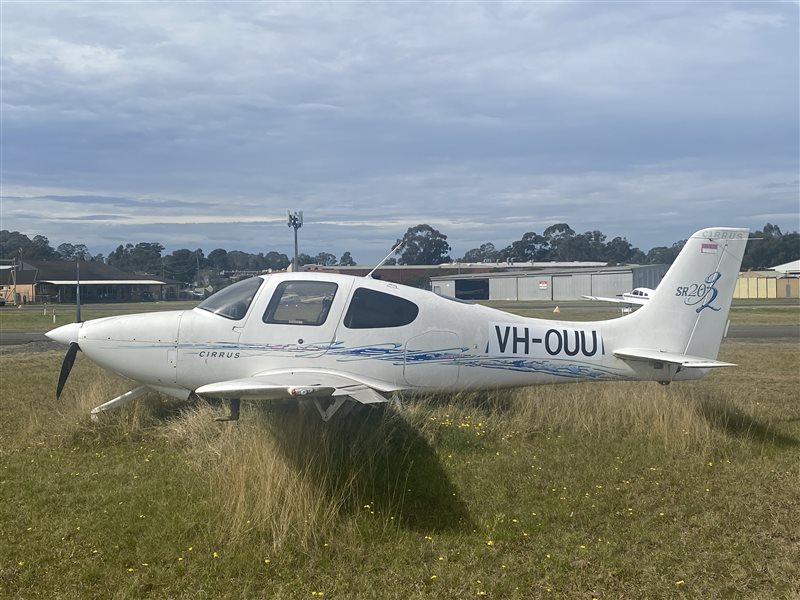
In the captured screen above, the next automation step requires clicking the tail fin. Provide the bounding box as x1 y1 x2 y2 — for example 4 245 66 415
624 227 749 360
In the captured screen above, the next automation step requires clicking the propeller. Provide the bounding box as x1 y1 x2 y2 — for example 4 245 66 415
56 341 80 399
52 258 83 399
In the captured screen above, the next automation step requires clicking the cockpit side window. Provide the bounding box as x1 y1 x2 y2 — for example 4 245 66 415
263 281 338 326
343 287 419 329
198 277 264 321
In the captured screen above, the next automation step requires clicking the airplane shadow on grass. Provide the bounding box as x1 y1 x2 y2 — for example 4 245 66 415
694 393 799 449
260 403 473 532
74 391 473 532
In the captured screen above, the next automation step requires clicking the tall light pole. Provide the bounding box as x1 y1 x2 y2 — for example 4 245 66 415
75 256 82 323
287 210 303 271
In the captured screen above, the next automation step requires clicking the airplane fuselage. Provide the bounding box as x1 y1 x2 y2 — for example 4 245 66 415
69 272 700 403
47 227 749 419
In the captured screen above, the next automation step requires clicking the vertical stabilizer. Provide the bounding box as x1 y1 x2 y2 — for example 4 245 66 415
623 227 749 360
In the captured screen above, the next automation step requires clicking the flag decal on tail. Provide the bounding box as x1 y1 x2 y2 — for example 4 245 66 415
701 242 719 254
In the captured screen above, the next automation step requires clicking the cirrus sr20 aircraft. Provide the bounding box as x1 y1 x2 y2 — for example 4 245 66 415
47 227 749 422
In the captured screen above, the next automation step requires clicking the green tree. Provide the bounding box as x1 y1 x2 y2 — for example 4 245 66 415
265 251 290 270
57 243 92 261
0 230 59 260
500 233 548 262
207 248 229 272
542 223 576 261
312 252 338 266
108 244 134 271
742 223 799 270
606 236 646 264
604 237 638 264
226 251 251 271
646 241 686 265
339 251 356 266
460 242 500 263
163 249 201 283
130 242 164 273
396 224 451 265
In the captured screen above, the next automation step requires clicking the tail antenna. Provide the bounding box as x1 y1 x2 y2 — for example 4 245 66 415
366 239 405 279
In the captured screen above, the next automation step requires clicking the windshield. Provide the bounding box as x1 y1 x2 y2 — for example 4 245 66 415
198 277 264 320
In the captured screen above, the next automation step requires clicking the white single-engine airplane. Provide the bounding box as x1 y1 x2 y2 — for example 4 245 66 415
583 287 654 306
47 227 749 422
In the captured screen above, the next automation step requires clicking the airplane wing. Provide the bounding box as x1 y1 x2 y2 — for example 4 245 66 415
582 295 648 305
613 348 736 368
194 370 398 404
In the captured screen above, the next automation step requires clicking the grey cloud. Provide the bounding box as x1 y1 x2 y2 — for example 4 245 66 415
2 2 797 262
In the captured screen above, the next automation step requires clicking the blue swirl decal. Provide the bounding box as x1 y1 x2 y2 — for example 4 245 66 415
676 271 722 313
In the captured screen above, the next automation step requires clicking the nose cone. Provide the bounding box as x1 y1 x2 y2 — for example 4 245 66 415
46 322 82 346
77 311 184 388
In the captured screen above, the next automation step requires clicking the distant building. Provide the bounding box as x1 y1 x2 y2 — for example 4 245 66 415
302 262 607 288
734 268 800 300
0 266 37 304
430 264 668 301
1 260 179 304
770 259 800 276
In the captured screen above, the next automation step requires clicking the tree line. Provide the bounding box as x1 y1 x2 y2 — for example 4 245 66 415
0 230 358 284
393 223 798 271
1 222 796 284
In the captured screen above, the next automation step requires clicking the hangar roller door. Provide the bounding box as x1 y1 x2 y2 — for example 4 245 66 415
591 272 633 298
553 274 592 300
489 277 518 301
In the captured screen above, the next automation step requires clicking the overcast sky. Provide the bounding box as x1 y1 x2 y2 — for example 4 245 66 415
2 1 798 263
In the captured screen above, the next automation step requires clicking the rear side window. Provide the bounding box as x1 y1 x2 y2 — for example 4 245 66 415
263 281 338 326
198 277 263 320
344 288 419 329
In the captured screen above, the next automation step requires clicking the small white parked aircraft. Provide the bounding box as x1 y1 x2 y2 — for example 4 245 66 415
583 287 654 306
47 227 749 422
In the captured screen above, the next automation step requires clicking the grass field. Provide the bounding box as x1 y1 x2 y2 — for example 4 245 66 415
1 305 799 598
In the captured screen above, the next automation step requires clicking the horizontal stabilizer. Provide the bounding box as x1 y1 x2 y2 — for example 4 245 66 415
613 348 736 369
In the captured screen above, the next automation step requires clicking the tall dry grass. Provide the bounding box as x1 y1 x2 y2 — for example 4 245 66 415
160 380 773 551
412 380 777 452
1 352 170 448
510 383 735 451
166 403 427 551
